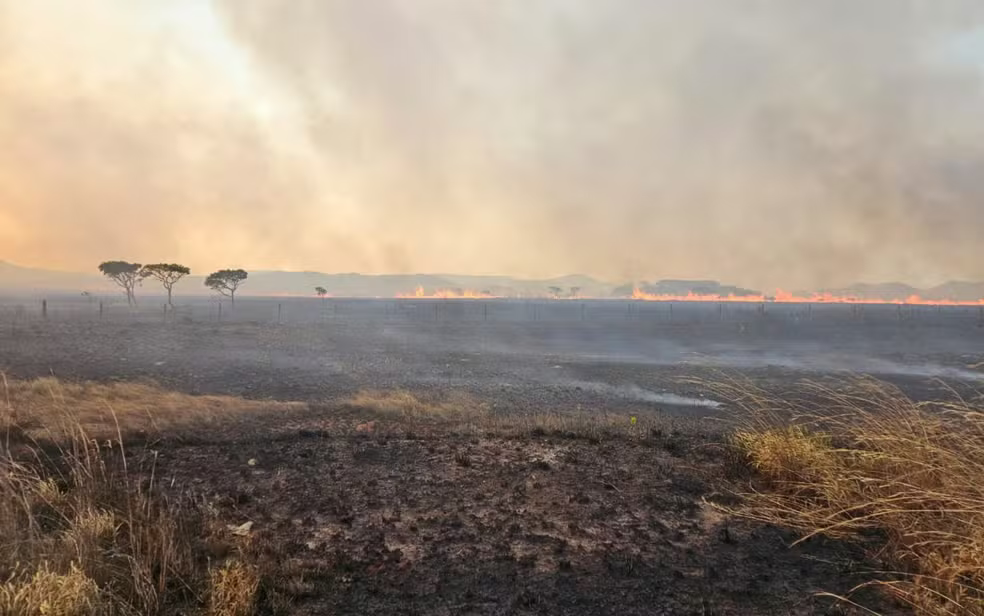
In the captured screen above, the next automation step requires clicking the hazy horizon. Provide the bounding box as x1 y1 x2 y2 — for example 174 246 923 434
3 1 984 289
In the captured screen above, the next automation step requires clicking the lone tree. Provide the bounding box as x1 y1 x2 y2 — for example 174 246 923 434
98 261 142 305
205 269 248 304
547 286 563 299
315 286 328 300
141 263 191 307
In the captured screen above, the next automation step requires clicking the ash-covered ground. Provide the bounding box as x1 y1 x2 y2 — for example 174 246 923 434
1 296 982 413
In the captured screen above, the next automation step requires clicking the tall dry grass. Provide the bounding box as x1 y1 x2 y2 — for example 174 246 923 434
1 374 301 443
721 377 984 615
0 374 265 615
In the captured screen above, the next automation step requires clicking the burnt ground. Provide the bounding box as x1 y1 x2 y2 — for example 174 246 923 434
2 298 982 613
1 297 983 409
150 406 898 616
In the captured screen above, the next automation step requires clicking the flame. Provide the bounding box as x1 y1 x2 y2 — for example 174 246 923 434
396 286 498 299
631 287 984 306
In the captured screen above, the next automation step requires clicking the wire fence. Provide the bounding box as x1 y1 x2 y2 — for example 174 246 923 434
1 295 982 329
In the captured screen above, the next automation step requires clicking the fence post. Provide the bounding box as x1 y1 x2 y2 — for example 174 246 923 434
41 299 47 320
278 303 282 324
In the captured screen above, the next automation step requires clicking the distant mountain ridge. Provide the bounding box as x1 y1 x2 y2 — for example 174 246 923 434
0 261 614 298
2 260 983 301
822 281 984 302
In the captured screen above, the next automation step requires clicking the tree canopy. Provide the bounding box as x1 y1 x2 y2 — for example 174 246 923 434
205 269 248 303
141 264 191 306
98 261 142 305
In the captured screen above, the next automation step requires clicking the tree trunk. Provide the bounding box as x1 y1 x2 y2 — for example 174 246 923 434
166 286 173 307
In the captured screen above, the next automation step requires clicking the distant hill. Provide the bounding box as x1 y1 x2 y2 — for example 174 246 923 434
611 280 762 297
0 261 614 298
820 282 922 300
925 281 984 301
820 281 984 301
2 260 982 301
0 260 112 295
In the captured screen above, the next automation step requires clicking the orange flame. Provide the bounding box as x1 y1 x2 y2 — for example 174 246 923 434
396 286 498 299
631 287 984 306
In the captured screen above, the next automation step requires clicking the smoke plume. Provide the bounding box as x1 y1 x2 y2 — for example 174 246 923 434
2 1 984 289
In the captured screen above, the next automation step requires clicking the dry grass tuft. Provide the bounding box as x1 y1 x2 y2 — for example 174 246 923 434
722 377 984 615
1 375 303 442
347 389 487 420
0 374 268 615
208 560 260 616
346 389 691 443
0 562 101 616
483 411 670 441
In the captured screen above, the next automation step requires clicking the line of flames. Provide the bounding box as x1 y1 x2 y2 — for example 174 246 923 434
395 286 499 299
391 285 984 306
630 288 984 306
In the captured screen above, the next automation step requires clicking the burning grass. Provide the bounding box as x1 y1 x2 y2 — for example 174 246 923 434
0 375 271 615
722 378 984 614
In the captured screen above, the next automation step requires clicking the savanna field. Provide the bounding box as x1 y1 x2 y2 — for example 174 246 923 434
6 2 984 614
1 298 983 614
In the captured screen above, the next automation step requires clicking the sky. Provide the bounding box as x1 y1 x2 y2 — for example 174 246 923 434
2 1 984 290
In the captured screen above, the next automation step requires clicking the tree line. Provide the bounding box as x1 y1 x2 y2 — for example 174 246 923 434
97 261 248 306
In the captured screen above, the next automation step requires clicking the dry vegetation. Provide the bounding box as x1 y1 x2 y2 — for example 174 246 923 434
723 378 984 615
0 375 276 615
345 387 690 442
1 374 302 442
8 373 981 614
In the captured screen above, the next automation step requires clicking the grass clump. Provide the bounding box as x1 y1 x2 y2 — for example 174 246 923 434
723 377 984 614
0 562 101 615
347 389 487 420
0 374 264 615
1 374 302 442
208 560 259 616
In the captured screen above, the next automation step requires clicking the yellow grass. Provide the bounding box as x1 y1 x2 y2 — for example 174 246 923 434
1 375 302 441
0 374 269 615
347 389 487 420
723 377 984 615
0 562 101 616
208 561 260 616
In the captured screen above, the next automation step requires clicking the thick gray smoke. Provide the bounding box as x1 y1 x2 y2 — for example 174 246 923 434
214 0 984 289
2 1 984 289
